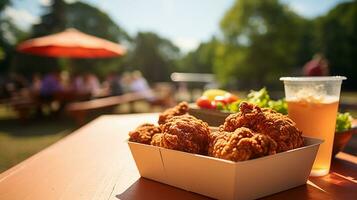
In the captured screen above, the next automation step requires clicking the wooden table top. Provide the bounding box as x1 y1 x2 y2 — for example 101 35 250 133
0 114 356 200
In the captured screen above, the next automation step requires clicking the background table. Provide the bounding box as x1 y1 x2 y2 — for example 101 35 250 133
0 114 356 200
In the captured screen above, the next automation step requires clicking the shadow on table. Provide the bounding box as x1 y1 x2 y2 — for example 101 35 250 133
262 183 331 200
116 177 212 200
310 156 357 198
117 156 357 200
116 178 333 200
332 155 357 178
266 156 357 200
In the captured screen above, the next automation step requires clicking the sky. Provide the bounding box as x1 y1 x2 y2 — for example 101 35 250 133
4 0 349 52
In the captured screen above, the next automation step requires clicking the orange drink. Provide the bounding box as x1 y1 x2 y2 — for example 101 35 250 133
280 76 346 177
287 99 338 176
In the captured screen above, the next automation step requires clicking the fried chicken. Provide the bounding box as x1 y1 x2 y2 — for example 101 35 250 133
129 101 303 162
158 102 189 125
129 123 162 144
221 102 304 152
151 114 210 154
208 127 277 161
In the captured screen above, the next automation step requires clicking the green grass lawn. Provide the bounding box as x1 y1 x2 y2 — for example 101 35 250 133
0 102 153 173
0 112 75 173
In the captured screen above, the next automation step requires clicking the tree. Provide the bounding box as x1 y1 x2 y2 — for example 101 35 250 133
215 0 309 89
0 0 28 73
0 0 10 11
0 18 27 69
32 0 66 37
125 32 180 83
11 0 130 78
315 1 357 90
64 1 130 77
11 0 67 76
177 38 218 73
65 2 129 43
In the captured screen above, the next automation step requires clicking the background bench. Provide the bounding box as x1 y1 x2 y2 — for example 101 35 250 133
66 91 151 125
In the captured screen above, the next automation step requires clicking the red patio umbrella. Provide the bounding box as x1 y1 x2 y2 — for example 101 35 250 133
16 28 126 58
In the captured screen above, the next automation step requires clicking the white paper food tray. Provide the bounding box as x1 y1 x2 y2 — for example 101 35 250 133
128 136 322 200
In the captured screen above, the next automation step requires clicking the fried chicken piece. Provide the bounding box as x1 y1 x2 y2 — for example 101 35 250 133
208 127 277 161
129 123 161 144
158 102 189 125
151 114 210 154
150 133 165 147
221 102 304 152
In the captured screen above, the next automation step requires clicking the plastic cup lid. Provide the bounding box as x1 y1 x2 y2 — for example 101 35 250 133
280 76 347 82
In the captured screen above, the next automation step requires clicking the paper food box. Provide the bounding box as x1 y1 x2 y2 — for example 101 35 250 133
128 136 322 200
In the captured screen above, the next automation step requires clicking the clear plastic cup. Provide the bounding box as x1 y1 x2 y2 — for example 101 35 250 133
280 76 346 177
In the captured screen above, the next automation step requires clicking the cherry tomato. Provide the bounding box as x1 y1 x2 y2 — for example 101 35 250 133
196 96 212 109
210 100 217 109
223 93 239 104
212 96 228 110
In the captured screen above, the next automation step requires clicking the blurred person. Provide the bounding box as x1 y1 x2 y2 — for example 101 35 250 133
130 71 149 92
120 71 132 93
31 73 42 96
60 71 71 89
105 72 123 96
5 73 28 97
31 73 43 116
40 71 63 102
130 70 155 101
83 73 101 97
303 54 329 76
72 73 85 93
11 73 28 90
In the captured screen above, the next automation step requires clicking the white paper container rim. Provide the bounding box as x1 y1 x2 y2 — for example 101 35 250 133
280 76 346 82
128 136 323 164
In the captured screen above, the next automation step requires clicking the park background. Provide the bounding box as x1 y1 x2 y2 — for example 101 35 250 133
0 0 356 172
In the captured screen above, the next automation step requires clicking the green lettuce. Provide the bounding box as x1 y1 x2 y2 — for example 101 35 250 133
335 112 353 132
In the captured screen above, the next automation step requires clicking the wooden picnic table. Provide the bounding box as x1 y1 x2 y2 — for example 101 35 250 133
0 114 356 200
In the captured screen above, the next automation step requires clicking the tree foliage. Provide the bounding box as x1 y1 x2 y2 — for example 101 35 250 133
0 0 10 12
215 0 309 88
32 0 66 37
177 38 217 73
315 1 357 89
65 2 129 43
0 17 26 58
181 0 355 90
125 32 180 82
0 0 27 72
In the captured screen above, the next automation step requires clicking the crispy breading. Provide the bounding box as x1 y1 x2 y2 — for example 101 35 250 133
208 127 277 161
221 102 304 152
129 123 161 144
152 114 210 154
158 102 189 125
